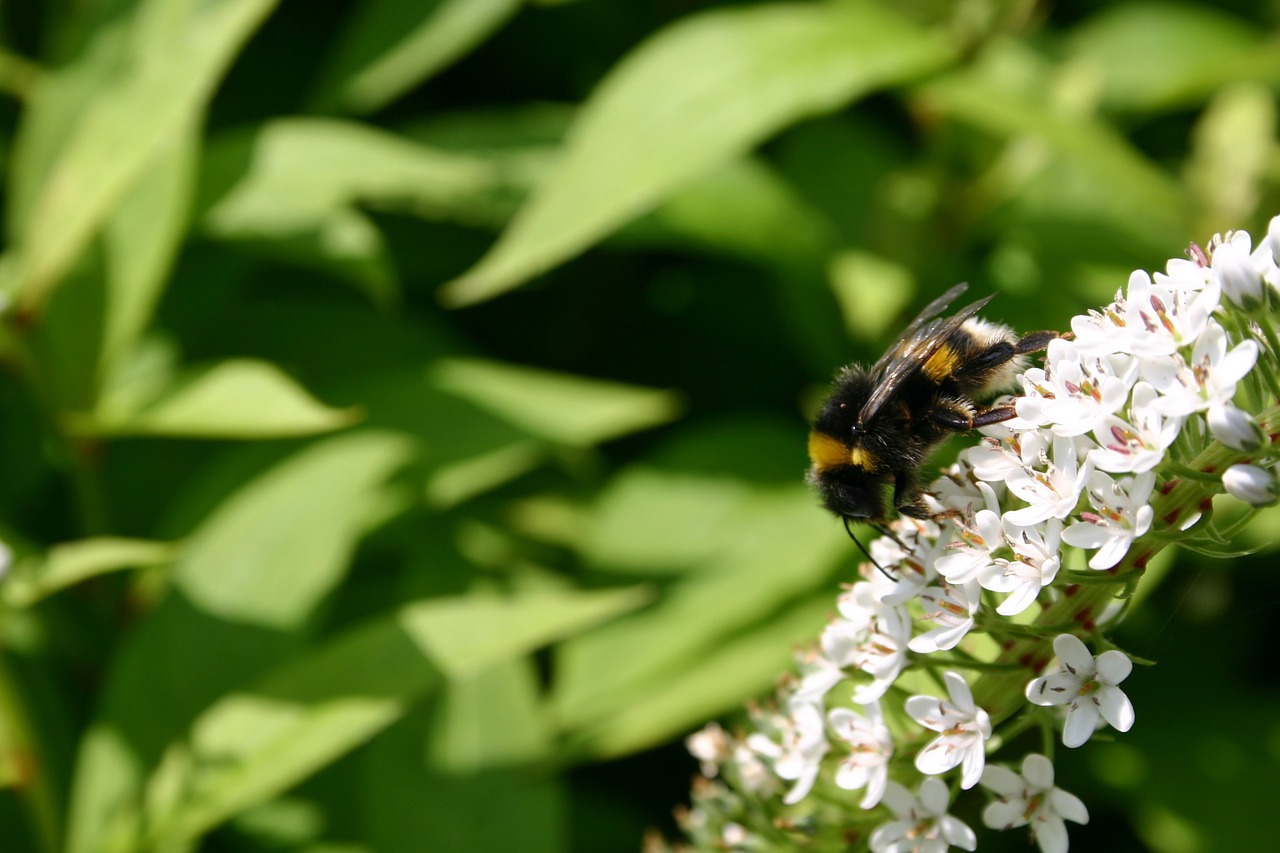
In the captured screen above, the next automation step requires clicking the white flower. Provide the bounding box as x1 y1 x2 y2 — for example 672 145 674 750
1015 341 1134 436
909 580 980 654
1207 403 1264 452
821 582 912 703
1214 230 1268 311
981 754 1089 853
1025 634 1135 748
906 671 992 789
1061 471 1155 570
1145 323 1258 416
1088 382 1181 474
1121 272 1217 358
1222 463 1279 507
983 517 1063 616
746 698 829 804
829 700 893 809
870 778 977 853
686 722 731 777
1005 435 1092 525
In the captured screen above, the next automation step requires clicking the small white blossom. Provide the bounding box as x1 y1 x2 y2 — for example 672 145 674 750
820 582 912 703
1145 323 1258 416
1088 382 1181 473
1222 463 1279 507
906 671 992 789
746 698 829 804
1004 436 1092 525
686 723 731 777
1025 634 1135 748
829 700 893 809
981 754 1089 853
983 517 1063 616
870 778 977 853
1214 230 1268 311
909 580 980 654
1061 471 1155 570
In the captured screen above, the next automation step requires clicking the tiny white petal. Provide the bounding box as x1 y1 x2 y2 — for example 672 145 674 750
1021 753 1056 787
1094 649 1133 684
1098 685 1136 732
1063 702 1101 748
1050 789 1090 824
1053 634 1094 673
1034 814 1070 853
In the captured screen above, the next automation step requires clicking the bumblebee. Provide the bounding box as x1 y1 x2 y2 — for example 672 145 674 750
807 283 1056 535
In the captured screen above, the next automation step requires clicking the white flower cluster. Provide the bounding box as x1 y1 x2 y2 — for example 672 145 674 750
681 218 1280 853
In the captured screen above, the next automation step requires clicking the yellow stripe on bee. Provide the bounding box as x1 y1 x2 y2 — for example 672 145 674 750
809 432 877 471
808 432 849 472
922 342 961 382
849 446 875 469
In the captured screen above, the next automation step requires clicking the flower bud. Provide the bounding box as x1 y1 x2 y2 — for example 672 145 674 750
1222 464 1279 507
1268 214 1280 265
1207 404 1265 452
1214 238 1268 312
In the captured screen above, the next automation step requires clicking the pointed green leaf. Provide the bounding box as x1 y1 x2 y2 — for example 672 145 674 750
440 2 951 304
4 537 178 607
89 358 360 440
401 586 652 678
429 358 681 446
315 0 521 114
174 430 413 627
2 0 280 312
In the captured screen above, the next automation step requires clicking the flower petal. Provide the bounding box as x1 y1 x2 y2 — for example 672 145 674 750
984 799 1027 830
1095 649 1133 685
941 814 978 851
1098 685 1136 732
1021 753 1055 788
944 671 976 712
959 740 985 789
1033 813 1070 853
915 736 965 776
1050 789 1090 824
918 777 951 815
979 764 1023 797
1063 701 1101 748
1052 634 1095 675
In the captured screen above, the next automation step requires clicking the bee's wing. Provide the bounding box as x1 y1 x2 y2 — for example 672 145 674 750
867 283 969 378
858 289 995 425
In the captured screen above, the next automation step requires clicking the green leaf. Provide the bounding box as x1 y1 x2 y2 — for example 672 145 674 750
143 615 440 848
314 0 522 115
100 128 200 382
4 537 178 607
88 358 360 440
1064 2 1280 114
174 430 413 628
427 657 552 771
401 586 652 678
1 0 280 313
571 594 832 758
915 51 1190 251
428 357 681 447
440 2 952 304
552 487 847 733
202 118 501 239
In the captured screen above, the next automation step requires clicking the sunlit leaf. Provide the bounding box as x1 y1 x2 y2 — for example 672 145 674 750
1064 2 1280 113
4 537 178 607
100 128 199 384
441 2 952 304
315 0 522 115
429 357 681 446
174 430 413 627
402 586 652 678
2 0 280 312
89 359 359 440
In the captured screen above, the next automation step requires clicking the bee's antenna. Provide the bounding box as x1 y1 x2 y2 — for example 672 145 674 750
842 517 897 581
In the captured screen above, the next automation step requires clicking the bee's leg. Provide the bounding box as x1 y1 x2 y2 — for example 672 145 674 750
892 472 932 519
954 330 1059 388
1014 330 1059 355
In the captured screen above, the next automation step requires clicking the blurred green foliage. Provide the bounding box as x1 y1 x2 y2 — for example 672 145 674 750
0 0 1277 851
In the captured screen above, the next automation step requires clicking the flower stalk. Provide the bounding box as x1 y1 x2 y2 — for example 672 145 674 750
662 218 1280 853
